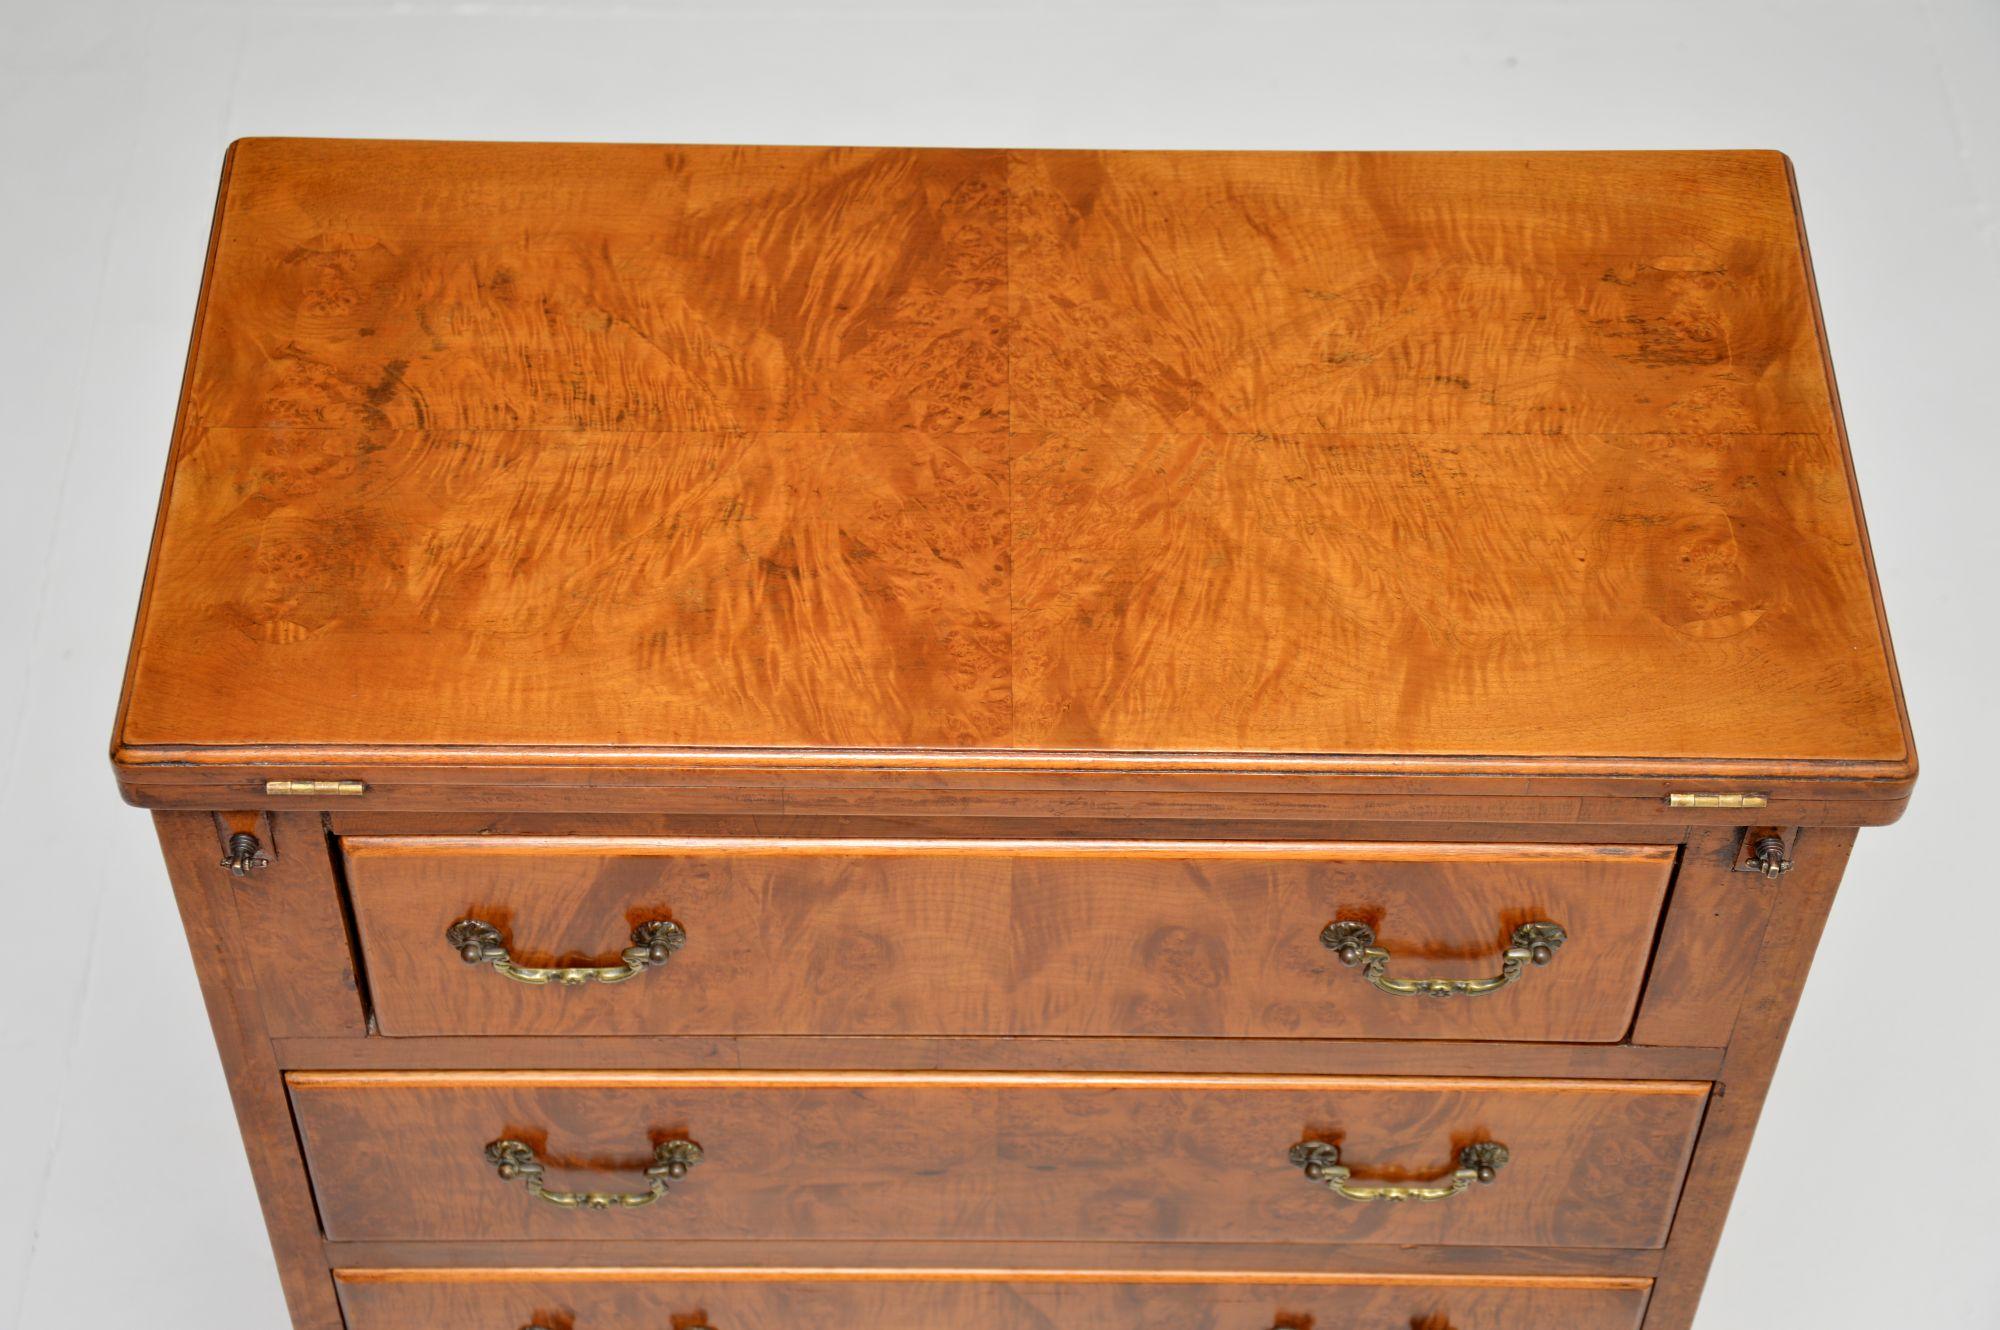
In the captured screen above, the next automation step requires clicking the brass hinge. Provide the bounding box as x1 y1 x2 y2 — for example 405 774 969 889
1666 792 1769 809
264 779 366 797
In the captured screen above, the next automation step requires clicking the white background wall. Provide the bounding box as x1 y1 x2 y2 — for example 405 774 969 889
1 0 1995 1325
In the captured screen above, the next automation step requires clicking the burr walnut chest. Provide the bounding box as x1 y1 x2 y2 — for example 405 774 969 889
115 140 1915 1330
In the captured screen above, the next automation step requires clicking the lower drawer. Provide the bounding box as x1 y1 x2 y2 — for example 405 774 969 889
289 1072 1707 1249
334 1268 1654 1329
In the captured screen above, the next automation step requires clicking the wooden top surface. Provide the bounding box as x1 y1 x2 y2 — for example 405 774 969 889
115 139 1913 806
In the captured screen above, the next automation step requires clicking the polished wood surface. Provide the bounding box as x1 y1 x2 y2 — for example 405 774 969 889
287 1071 1705 1249
191 143 1008 435
113 141 1913 811
154 812 345 1330
348 837 1672 1042
117 141 1909 1330
1642 827 1855 1329
119 758 1918 825
334 1267 1653 1330
324 1239 1664 1278
225 812 366 1038
1627 825 1779 1049
275 1035 1724 1081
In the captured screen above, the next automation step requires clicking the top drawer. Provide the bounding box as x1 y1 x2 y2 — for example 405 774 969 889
344 837 1674 1042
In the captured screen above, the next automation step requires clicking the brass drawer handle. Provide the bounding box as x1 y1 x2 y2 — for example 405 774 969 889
1289 1138 1508 1203
1319 919 1565 997
485 1137 703 1210
446 917 686 986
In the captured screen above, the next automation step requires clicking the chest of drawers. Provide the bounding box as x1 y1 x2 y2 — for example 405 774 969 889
115 140 1915 1330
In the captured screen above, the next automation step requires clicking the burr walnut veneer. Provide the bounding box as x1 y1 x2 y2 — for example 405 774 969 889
116 140 1914 1330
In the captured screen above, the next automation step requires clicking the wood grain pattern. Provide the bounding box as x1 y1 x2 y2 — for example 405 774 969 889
112 141 1912 1330
1006 430 1899 760
273 1036 1724 1081
115 757 1918 826
1640 828 1854 1328
1007 150 1827 436
287 1072 1706 1249
344 837 1673 1042
321 1240 1666 1279
223 811 366 1037
315 811 1732 841
125 427 1012 750
334 1267 1654 1330
115 422 1903 762
153 812 344 1330
1628 826 1777 1049
111 141 1913 811
190 141 1008 434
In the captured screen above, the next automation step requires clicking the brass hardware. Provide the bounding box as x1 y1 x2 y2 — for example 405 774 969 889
263 779 365 796
1734 827 1795 878
1749 835 1793 878
446 917 686 986
1288 1138 1508 1203
1668 792 1769 809
1320 919 1565 998
1733 826 1798 877
219 832 270 877
485 1137 702 1210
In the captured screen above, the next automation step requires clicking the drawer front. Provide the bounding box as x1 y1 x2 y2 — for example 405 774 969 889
345 838 1675 1042
335 1269 1654 1330
290 1072 1706 1248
